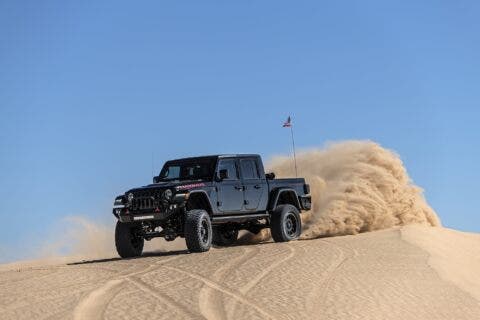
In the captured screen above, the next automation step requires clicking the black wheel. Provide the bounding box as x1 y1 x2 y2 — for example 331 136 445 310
270 204 302 242
212 226 239 246
185 210 212 252
115 221 144 258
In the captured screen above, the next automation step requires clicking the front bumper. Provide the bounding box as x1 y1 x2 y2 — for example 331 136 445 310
113 193 188 223
117 210 174 223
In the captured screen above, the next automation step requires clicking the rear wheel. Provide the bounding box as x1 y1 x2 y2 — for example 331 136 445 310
212 226 239 246
115 221 144 258
270 204 302 242
185 210 212 252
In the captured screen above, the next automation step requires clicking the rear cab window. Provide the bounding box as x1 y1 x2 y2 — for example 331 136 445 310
240 158 260 180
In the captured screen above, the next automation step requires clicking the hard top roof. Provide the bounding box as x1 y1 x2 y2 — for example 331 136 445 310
165 154 260 162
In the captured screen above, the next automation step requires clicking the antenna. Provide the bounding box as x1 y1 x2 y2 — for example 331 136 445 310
151 152 154 179
290 125 298 178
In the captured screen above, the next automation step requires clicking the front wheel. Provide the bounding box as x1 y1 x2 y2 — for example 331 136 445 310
270 204 302 242
185 210 212 252
115 221 144 258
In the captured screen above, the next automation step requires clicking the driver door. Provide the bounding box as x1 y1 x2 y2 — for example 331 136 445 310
216 158 244 214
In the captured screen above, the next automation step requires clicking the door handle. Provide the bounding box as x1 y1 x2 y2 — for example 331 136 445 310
254 185 262 189
235 186 244 191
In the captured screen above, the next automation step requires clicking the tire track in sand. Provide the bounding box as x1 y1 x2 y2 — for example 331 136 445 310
227 243 297 319
304 239 358 314
73 256 183 320
239 244 296 294
125 277 201 319
163 264 277 320
198 247 260 319
73 279 125 320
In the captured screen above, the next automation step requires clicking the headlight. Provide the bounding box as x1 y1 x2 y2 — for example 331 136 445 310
163 189 173 200
113 196 126 209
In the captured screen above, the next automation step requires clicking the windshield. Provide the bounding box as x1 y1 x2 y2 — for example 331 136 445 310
157 157 217 182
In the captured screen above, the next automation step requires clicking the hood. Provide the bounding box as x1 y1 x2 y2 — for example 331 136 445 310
126 180 211 194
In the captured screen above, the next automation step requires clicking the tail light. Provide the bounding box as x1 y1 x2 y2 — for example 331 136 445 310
304 184 310 194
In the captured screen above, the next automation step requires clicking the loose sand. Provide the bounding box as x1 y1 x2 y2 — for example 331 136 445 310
1 225 479 320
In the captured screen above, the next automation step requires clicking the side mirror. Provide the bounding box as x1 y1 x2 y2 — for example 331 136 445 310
153 176 160 183
218 169 229 181
266 172 275 180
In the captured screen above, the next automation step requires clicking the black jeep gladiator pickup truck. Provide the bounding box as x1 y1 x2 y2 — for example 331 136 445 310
112 154 311 258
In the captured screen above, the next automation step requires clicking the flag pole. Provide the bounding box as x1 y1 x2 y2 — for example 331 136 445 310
283 116 298 177
290 123 298 178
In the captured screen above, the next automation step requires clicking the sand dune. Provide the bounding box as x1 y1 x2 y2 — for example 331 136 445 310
1 225 479 320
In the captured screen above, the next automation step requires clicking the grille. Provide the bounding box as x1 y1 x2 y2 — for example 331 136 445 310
131 197 155 210
129 189 165 211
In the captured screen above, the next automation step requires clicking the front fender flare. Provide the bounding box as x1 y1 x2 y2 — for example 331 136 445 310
186 190 214 215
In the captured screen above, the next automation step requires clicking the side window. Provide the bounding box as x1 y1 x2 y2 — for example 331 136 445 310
240 159 259 180
163 166 180 179
217 159 238 180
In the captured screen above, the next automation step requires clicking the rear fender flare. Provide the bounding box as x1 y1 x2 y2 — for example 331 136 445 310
269 188 301 212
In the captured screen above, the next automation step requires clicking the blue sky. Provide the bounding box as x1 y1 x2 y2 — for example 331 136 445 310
1 1 479 262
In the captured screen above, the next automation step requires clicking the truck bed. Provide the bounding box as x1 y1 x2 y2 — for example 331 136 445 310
267 178 307 196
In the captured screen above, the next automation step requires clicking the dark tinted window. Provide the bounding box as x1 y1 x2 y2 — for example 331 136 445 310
240 159 259 179
217 159 238 180
158 158 217 181
162 166 180 179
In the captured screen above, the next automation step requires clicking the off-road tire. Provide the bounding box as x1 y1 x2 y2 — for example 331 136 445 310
270 204 302 242
212 227 239 247
115 221 144 258
185 210 212 252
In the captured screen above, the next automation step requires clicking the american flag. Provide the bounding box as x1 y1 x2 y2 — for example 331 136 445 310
283 116 292 127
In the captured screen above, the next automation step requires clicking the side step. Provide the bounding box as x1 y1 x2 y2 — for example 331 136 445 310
212 213 269 224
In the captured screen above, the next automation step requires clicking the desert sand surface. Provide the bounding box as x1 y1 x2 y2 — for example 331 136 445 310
1 225 479 320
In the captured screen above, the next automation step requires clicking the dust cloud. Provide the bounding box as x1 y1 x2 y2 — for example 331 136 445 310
269 140 440 239
39 216 117 261
39 216 185 261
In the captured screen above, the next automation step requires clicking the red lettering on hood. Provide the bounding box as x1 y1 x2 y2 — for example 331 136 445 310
176 183 206 191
